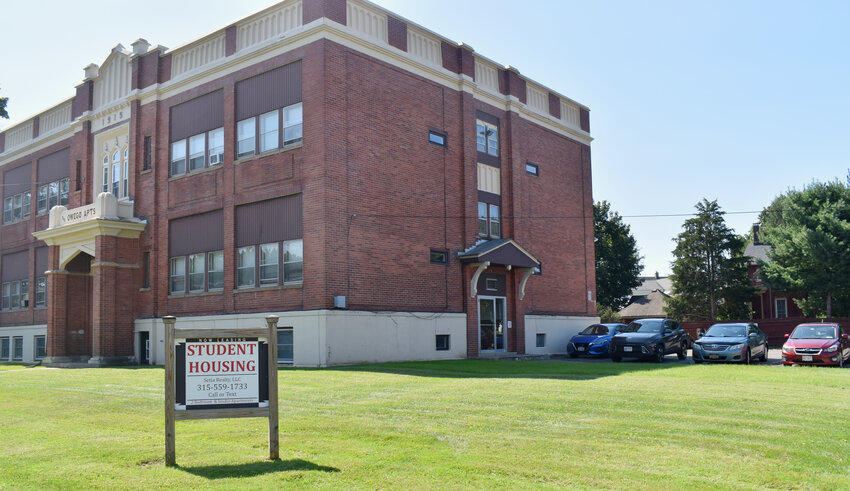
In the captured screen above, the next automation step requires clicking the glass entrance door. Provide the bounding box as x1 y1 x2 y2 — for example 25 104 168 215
479 296 506 352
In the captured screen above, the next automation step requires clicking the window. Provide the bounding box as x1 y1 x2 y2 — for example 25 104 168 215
1 280 28 311
188 254 205 292
76 160 82 191
170 257 186 294
142 252 150 289
237 246 256 288
430 249 447 265
526 162 539 176
277 328 294 364
171 128 224 176
284 103 303 145
478 202 501 239
237 102 303 158
775 298 788 319
428 129 446 147
207 251 223 290
3 191 31 224
123 148 129 197
35 276 46 307
283 240 303 283
260 243 279 285
189 134 205 171
0 337 8 360
476 120 498 156
260 111 279 153
536 333 546 348
237 119 256 158
143 136 152 170
102 155 109 193
170 250 223 295
436 334 450 351
111 150 121 196
208 128 224 165
37 177 70 215
13 337 23 361
486 278 498 291
34 335 46 360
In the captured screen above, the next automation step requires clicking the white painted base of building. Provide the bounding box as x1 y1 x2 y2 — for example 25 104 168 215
523 314 601 355
0 324 47 364
135 310 468 367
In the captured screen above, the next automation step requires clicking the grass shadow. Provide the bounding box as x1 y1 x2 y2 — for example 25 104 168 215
291 358 692 381
178 459 339 479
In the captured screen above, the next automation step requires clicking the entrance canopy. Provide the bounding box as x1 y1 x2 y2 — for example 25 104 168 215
458 239 540 268
459 239 540 299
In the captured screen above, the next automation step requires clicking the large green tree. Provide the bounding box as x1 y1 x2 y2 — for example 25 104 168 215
0 87 8 119
759 180 850 318
666 199 753 321
594 201 642 311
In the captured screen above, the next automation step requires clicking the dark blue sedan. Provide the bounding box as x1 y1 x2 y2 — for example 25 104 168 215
567 323 628 357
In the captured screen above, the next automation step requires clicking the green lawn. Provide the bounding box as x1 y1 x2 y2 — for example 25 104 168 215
0 360 848 490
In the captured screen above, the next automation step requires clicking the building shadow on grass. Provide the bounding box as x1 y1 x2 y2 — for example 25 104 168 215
291 358 692 381
179 459 339 479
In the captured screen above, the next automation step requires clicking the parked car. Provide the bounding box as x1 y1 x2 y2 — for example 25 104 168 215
567 323 628 357
609 318 688 362
781 323 850 367
692 322 769 364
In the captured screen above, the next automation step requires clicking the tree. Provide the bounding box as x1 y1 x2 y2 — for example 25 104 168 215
666 199 753 321
759 180 850 318
0 87 8 120
594 201 643 311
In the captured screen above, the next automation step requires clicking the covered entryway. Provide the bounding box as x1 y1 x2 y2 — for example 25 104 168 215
460 239 540 358
33 193 146 366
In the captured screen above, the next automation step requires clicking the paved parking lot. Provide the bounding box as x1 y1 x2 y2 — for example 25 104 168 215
553 349 787 366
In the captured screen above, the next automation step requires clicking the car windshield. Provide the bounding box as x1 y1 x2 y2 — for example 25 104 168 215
580 325 609 335
704 324 746 337
627 320 664 333
790 325 837 339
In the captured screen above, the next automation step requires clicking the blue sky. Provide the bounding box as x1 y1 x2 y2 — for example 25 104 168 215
2 0 848 276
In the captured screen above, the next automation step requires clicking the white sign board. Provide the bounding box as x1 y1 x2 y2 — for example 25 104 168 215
183 339 260 406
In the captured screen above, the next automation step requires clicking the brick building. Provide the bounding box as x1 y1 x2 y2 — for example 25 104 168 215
0 0 596 366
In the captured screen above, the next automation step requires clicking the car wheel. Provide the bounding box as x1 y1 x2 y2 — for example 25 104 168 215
760 344 768 362
655 345 664 363
568 352 578 358
677 343 687 360
612 356 622 362
840 352 845 368
744 348 751 365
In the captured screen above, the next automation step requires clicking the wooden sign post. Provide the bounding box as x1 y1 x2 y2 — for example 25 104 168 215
164 315 280 466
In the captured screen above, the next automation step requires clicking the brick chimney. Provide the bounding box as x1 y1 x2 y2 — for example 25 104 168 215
753 223 760 245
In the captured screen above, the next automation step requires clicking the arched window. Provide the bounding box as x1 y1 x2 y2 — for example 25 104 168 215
102 155 109 193
122 148 129 197
112 150 121 196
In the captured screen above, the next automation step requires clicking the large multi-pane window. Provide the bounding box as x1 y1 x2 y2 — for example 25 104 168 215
101 148 129 198
236 102 302 158
235 194 303 289
169 90 225 176
3 192 31 224
168 210 224 295
0 337 9 360
37 177 70 215
235 61 303 159
35 276 46 308
171 128 224 176
478 202 501 239
277 328 293 364
476 120 499 156
1 280 28 310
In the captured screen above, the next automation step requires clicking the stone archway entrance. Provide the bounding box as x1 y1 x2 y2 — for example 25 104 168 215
33 193 146 366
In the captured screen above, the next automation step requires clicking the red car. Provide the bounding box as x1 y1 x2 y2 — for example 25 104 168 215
781 323 850 367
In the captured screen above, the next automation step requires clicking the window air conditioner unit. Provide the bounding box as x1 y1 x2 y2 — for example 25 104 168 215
209 154 221 165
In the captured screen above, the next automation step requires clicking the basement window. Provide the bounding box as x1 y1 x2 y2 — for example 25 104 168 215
436 334 450 351
536 333 546 348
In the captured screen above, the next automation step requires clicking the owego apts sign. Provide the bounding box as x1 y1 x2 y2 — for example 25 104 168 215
175 338 270 410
